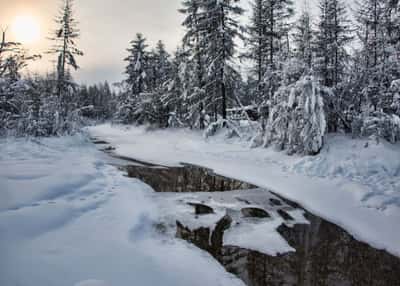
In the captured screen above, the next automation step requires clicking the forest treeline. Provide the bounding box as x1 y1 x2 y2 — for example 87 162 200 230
0 0 399 155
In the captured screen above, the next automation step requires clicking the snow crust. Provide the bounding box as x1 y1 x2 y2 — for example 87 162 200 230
0 135 244 286
155 188 305 256
88 124 400 257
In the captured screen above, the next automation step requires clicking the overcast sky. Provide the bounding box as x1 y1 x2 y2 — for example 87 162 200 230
0 0 328 85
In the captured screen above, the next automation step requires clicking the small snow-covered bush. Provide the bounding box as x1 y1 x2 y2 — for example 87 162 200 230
265 76 327 155
204 118 242 139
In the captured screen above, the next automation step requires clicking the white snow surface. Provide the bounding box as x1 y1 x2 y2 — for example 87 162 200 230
88 124 400 257
0 135 244 286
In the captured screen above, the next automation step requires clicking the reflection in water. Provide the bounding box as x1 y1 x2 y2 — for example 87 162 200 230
122 164 255 193
222 213 400 286
113 154 400 286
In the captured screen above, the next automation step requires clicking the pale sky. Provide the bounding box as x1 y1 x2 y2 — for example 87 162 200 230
0 0 186 84
0 0 329 85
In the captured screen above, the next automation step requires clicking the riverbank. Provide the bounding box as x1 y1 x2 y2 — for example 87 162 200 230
88 124 400 258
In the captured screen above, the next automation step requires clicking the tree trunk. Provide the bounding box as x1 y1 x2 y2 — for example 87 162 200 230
258 0 263 99
221 4 227 120
221 71 227 120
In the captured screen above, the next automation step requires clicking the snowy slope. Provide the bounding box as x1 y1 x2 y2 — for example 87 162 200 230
0 136 244 286
88 124 400 257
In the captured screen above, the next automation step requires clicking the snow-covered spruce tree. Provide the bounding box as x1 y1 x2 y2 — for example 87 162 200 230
124 33 149 96
261 0 294 101
153 40 172 89
118 33 149 124
179 0 208 128
314 0 353 132
244 0 269 101
160 47 189 128
120 35 173 127
144 42 172 94
292 4 314 69
200 0 244 121
355 0 400 113
345 0 400 143
48 0 83 122
245 0 293 133
265 75 327 155
144 41 172 127
314 0 353 88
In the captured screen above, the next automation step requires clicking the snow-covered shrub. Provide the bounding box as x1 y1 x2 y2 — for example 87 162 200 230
352 112 400 143
265 76 327 155
0 75 89 137
168 111 185 128
204 118 242 139
115 92 169 128
300 78 327 154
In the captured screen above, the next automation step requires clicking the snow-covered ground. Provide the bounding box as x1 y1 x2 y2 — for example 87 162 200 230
88 124 400 258
0 135 244 286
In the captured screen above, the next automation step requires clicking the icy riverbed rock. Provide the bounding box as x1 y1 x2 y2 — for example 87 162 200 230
241 207 271 218
188 202 214 215
176 214 232 258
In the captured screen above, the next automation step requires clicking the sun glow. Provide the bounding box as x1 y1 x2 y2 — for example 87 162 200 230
12 15 41 44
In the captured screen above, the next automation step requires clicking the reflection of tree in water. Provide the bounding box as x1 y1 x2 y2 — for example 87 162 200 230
123 164 255 193
222 213 400 286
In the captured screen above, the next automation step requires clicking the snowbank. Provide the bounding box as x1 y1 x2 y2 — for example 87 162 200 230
0 135 244 286
88 124 400 257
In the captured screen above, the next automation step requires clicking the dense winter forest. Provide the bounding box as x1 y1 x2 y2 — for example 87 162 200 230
2 1 400 285
1 0 400 155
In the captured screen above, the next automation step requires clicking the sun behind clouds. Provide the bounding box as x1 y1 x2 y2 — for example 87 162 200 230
11 14 41 44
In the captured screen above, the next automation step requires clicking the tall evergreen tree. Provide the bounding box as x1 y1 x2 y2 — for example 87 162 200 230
179 0 208 128
200 0 243 120
261 0 294 101
161 47 188 125
153 40 172 89
293 3 314 69
314 0 352 88
124 33 149 95
245 0 268 100
355 0 400 112
48 0 83 115
180 0 205 89
265 0 294 64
